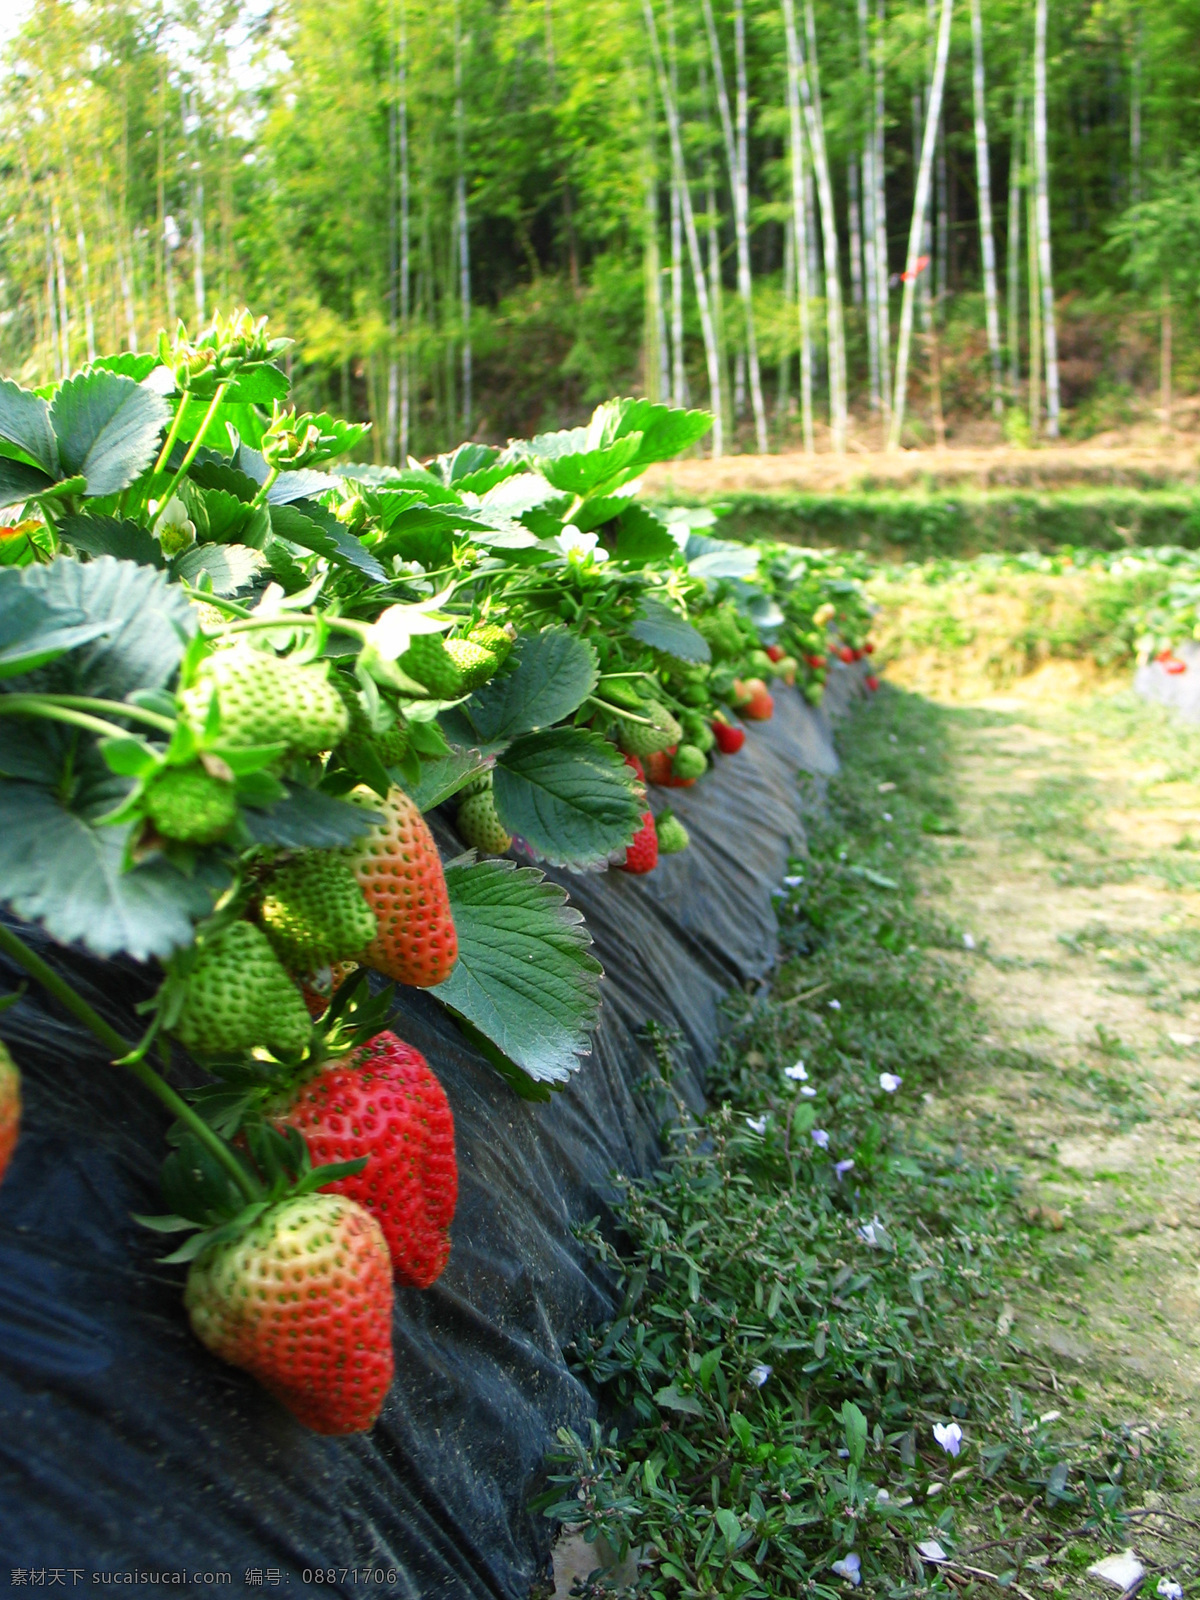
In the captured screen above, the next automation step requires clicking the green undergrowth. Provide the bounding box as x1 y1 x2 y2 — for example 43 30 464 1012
696 490 1200 562
536 685 1176 1597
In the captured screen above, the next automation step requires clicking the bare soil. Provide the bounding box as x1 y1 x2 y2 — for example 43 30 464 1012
892 661 1200 1582
644 434 1200 498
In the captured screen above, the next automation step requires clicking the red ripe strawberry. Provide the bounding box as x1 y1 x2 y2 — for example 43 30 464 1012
838 646 856 665
623 752 646 782
865 673 880 691
344 787 457 988
620 811 659 874
863 641 875 655
712 718 746 755
765 643 786 663
184 1193 394 1435
269 1031 457 1289
1165 658 1187 676
806 654 827 670
739 678 775 722
0 1042 20 1184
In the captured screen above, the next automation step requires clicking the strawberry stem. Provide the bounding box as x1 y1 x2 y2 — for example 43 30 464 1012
151 381 231 532
0 922 261 1205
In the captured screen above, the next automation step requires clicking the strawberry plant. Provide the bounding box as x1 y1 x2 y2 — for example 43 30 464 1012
0 309 870 1430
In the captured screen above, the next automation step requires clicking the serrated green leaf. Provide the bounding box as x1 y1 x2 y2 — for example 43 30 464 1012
50 370 170 496
400 749 494 811
613 505 678 564
56 514 166 568
241 782 381 848
464 627 598 743
18 556 193 699
0 376 58 475
269 501 386 581
0 456 57 506
629 598 711 663
172 542 264 595
433 856 602 1085
187 458 260 504
223 363 291 405
493 726 640 869
0 572 113 678
88 354 161 384
0 777 215 959
536 434 643 498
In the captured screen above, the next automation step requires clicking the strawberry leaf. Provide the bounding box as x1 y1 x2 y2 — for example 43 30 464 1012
463 626 597 743
493 726 640 869
433 856 603 1088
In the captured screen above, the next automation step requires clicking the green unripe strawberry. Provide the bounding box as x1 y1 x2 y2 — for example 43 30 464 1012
671 743 707 781
336 680 410 769
469 622 513 666
372 717 410 765
679 682 711 708
259 854 378 970
679 712 715 753
0 1040 20 1184
748 649 775 680
184 649 349 757
603 678 648 713
655 810 690 854
173 922 312 1060
399 634 463 698
616 700 682 756
456 789 511 855
145 764 237 845
804 682 825 706
444 637 499 690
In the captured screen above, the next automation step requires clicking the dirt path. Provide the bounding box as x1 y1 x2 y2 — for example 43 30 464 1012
900 665 1200 1572
643 440 1199 498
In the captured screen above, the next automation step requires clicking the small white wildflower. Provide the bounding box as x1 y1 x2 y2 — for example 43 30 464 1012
745 1115 768 1135
857 1216 885 1246
828 999 842 1011
811 1128 830 1149
1157 1580 1183 1600
800 1085 817 1098
962 932 976 950
932 1421 963 1457
917 1540 948 1563
748 1364 772 1387
770 887 787 900
834 1158 855 1179
785 1061 808 1081
830 1553 861 1586
783 874 804 887
882 812 893 821
878 1072 902 1093
875 1488 890 1504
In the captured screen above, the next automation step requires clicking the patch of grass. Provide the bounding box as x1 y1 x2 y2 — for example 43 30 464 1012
537 687 1177 1596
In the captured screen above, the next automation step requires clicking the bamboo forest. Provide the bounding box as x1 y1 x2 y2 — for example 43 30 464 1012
3 0 1197 457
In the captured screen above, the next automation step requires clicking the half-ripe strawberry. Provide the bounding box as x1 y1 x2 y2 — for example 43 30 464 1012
268 1031 457 1289
344 787 457 988
183 1193 394 1435
619 811 659 874
738 678 775 722
0 1042 20 1184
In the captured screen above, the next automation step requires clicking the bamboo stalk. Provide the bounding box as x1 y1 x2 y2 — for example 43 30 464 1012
969 0 1003 416
886 0 953 452
642 0 724 456
1033 0 1060 438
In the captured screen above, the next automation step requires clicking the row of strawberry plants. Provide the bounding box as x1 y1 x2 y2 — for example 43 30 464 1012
0 311 872 1437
